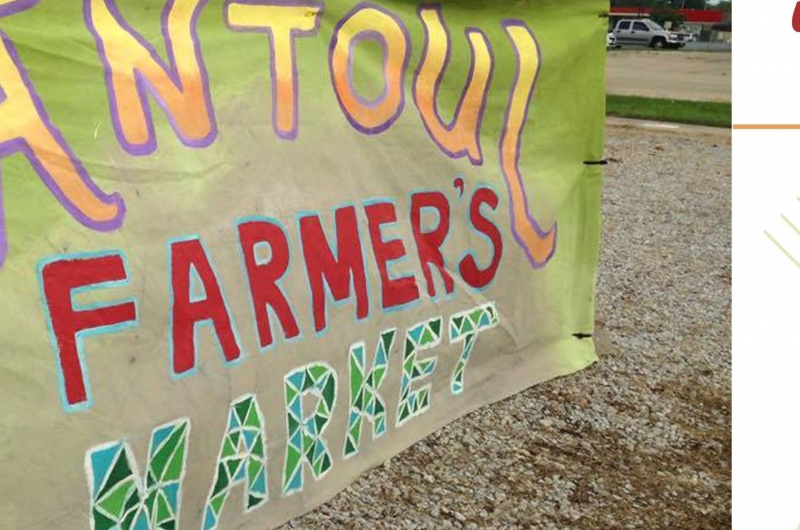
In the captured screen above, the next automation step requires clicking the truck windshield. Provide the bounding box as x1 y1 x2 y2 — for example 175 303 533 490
648 21 665 31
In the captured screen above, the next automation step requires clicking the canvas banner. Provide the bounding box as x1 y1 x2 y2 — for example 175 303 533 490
0 0 606 528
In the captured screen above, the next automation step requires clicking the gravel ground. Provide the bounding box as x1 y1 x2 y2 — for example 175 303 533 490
281 124 732 530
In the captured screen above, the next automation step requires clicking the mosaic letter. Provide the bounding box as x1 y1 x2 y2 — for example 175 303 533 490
397 316 441 426
449 302 499 394
202 394 268 530
283 362 337 495
344 329 395 459
86 419 190 530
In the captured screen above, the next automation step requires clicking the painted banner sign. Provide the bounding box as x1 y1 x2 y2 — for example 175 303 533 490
0 0 605 528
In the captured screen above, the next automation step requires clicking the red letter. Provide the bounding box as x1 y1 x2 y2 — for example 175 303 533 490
299 206 368 333
364 201 419 310
39 252 137 411
170 237 242 376
794 2 800 32
238 218 300 350
459 187 503 289
411 191 453 298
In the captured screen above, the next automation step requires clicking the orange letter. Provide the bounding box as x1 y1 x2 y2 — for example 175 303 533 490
329 4 409 134
85 0 215 155
0 1 124 268
225 0 322 140
414 5 492 165
500 21 555 267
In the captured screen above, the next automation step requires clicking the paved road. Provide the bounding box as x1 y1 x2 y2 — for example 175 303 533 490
683 42 732 52
607 50 731 102
606 116 732 136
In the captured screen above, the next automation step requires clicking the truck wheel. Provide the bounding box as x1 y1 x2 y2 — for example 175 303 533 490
651 38 665 49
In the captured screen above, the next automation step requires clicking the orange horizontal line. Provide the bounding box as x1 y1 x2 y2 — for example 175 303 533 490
733 124 800 130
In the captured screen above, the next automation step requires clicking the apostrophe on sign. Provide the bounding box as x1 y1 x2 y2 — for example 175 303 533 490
453 176 465 198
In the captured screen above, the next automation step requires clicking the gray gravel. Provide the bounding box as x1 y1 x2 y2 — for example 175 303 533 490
280 124 732 530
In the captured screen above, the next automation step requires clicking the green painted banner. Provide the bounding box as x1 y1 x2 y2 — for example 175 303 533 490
0 0 606 528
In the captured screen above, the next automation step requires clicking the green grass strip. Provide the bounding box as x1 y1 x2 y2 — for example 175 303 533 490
606 95 731 128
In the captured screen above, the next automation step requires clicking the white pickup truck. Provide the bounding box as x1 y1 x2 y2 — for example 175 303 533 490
612 19 687 49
